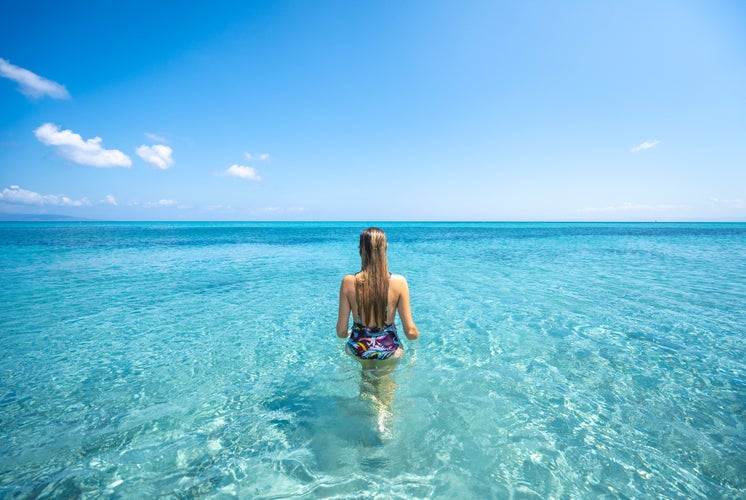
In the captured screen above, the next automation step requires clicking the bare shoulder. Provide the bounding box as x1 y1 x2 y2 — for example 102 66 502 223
389 273 409 290
341 274 356 289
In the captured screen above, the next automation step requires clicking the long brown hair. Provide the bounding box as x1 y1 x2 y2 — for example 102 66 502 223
355 227 389 325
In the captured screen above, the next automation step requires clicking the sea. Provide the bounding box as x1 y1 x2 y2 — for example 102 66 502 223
0 222 744 498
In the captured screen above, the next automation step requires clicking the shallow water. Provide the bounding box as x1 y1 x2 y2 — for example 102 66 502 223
1 222 744 498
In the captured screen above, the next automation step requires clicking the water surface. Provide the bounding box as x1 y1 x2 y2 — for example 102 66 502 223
1 222 744 498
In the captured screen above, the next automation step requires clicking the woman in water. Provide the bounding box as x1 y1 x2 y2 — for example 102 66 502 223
336 227 419 367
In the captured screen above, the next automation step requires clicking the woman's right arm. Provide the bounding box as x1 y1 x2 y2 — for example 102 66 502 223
396 276 419 340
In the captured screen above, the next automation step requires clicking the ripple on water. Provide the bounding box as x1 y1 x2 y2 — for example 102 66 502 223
1 222 744 497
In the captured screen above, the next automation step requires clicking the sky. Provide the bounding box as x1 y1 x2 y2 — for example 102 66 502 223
1 0 745 221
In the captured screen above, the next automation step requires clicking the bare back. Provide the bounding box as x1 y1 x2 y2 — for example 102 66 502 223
337 273 419 340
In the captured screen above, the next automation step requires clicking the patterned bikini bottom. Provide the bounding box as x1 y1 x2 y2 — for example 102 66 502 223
346 322 402 360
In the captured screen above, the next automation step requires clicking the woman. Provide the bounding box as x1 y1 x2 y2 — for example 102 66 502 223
336 227 419 368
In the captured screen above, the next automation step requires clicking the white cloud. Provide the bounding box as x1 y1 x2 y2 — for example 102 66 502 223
707 197 745 208
631 139 661 153
0 58 70 99
0 185 91 207
136 144 173 169
142 199 176 208
245 152 270 161
145 133 167 143
581 202 682 212
103 194 118 206
225 164 261 181
34 123 132 167
263 206 307 214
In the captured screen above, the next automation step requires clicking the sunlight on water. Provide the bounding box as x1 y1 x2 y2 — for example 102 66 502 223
1 222 744 497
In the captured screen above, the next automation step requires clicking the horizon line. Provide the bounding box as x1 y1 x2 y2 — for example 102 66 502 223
1 217 745 224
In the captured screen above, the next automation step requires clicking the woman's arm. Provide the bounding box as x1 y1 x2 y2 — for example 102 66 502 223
395 276 419 340
336 276 353 338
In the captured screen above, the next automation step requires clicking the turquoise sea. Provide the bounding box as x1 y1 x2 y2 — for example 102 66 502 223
1 222 744 498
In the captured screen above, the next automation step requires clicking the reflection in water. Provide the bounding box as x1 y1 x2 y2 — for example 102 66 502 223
358 365 398 438
345 343 404 440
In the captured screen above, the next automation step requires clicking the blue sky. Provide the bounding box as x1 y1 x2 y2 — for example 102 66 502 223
1 0 744 221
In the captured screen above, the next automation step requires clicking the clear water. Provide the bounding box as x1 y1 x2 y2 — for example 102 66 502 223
1 222 744 498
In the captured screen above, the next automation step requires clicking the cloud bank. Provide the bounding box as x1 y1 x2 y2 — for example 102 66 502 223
0 58 70 99
0 185 91 207
225 164 261 181
631 139 661 153
34 123 132 167
137 144 174 169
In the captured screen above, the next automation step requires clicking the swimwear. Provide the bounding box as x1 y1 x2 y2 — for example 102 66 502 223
347 271 400 360
347 321 402 360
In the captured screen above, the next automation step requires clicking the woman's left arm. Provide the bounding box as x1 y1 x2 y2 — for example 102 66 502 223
336 276 352 338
